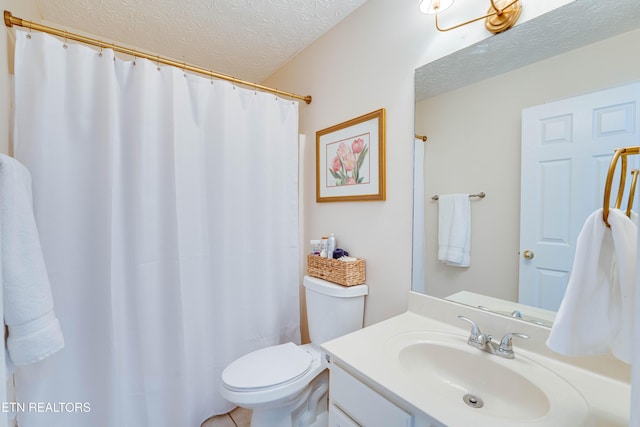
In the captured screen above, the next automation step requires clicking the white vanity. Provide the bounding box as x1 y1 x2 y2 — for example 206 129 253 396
321 292 631 427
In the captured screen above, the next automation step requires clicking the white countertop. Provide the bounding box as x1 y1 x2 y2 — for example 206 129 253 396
321 292 630 426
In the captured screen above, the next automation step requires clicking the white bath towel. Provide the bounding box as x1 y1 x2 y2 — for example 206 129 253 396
0 154 64 366
547 208 636 364
437 194 471 267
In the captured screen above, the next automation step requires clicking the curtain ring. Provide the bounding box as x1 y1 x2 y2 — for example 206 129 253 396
156 55 161 72
210 70 214 85
62 30 68 49
132 50 137 66
112 43 116 61
183 62 187 78
26 21 32 39
98 45 103 57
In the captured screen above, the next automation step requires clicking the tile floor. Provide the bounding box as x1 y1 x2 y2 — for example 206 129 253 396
201 407 252 427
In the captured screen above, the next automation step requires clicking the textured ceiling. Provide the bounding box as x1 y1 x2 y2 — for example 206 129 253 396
416 0 640 101
34 0 368 83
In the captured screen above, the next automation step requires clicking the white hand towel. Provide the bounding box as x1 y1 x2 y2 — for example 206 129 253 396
437 194 471 267
546 208 636 364
0 154 64 366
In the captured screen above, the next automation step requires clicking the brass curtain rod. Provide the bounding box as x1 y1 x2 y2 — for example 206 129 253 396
415 134 428 142
3 10 312 104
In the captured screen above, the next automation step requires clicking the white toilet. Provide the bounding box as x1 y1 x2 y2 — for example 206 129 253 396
220 275 368 427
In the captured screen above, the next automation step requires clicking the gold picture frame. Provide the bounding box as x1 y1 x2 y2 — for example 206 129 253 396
316 108 386 202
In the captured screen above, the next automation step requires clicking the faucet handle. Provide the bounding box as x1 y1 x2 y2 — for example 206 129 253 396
497 332 529 357
458 315 488 345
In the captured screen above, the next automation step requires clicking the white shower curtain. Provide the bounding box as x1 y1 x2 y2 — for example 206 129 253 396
11 30 300 427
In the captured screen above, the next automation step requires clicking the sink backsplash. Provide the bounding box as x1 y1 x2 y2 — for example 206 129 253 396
408 291 631 384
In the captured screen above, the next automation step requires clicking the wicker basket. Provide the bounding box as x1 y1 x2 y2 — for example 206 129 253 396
307 254 366 287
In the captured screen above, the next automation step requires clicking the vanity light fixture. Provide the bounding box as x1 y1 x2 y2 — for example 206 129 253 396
419 0 522 34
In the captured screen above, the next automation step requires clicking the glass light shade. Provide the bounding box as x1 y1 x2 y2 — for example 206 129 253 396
419 0 455 14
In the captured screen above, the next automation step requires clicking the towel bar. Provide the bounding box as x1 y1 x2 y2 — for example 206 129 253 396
432 192 486 201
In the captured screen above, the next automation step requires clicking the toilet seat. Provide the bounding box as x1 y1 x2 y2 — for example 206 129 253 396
219 277 366 425
222 343 314 392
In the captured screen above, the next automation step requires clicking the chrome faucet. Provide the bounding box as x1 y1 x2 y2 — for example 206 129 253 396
458 315 529 359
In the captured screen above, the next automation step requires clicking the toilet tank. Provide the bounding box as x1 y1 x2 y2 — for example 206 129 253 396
303 275 368 344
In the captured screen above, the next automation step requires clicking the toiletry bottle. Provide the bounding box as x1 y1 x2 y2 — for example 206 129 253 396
320 236 329 257
310 240 322 255
327 233 337 259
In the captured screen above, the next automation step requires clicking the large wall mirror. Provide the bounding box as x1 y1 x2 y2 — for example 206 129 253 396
413 0 640 327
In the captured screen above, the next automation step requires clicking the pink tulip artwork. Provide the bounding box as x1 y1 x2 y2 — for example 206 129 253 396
316 108 385 202
327 135 370 187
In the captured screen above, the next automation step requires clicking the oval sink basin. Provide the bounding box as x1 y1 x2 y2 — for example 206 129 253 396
387 331 590 426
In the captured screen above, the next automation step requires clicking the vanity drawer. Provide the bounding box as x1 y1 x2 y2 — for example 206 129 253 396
330 363 412 427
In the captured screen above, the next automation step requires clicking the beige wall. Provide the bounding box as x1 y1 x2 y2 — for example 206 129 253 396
264 1 433 340
416 28 640 302
1 0 41 155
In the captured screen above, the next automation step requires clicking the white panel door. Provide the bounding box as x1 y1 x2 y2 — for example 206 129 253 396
520 82 640 310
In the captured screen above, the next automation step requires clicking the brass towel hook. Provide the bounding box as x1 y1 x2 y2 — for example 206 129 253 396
602 146 640 227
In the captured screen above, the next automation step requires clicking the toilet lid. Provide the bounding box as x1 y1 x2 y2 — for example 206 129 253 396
222 342 313 391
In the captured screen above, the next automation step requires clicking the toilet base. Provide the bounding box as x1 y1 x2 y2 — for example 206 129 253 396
250 370 328 427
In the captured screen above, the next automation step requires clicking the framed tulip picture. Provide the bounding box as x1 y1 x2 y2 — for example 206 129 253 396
316 108 386 202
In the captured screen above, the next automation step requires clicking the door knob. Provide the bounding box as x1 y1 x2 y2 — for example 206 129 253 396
523 250 534 260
